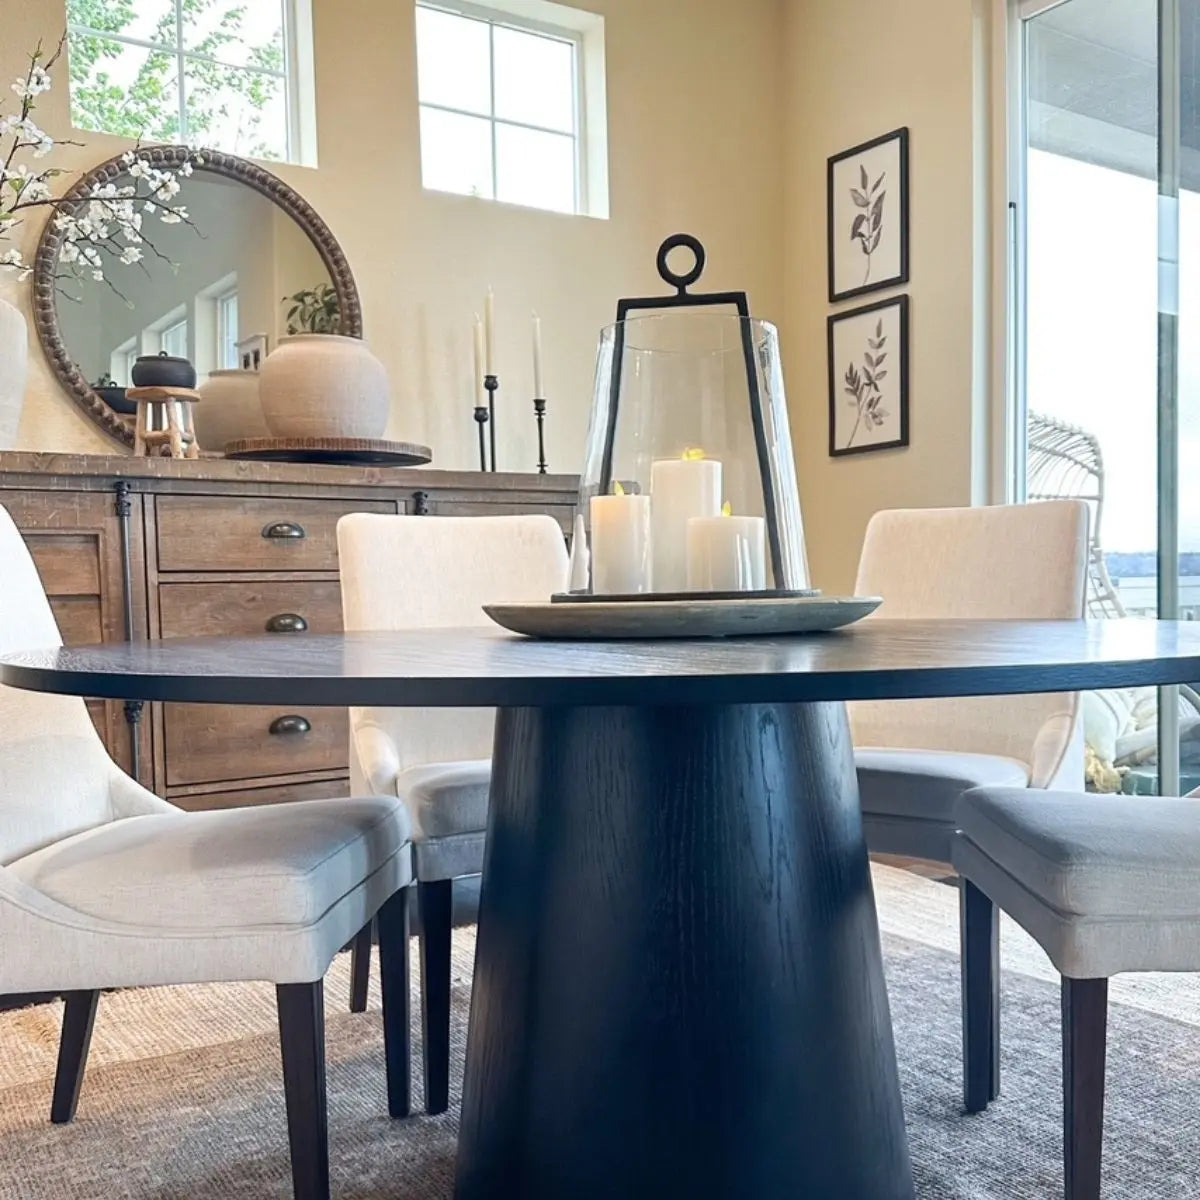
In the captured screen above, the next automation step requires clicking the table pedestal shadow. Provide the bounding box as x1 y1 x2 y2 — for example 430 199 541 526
456 701 914 1199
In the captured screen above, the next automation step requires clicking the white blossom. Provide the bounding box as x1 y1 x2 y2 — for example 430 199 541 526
118 245 142 266
0 247 22 267
91 269 103 282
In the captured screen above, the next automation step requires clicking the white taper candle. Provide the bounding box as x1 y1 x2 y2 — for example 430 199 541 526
532 310 544 397
484 287 495 374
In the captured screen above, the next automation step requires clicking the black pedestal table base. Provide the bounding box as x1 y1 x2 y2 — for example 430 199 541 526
456 701 914 1200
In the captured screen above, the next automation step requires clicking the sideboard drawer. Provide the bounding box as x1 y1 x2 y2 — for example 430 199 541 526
163 703 348 786
155 496 394 572
170 777 350 812
158 580 343 639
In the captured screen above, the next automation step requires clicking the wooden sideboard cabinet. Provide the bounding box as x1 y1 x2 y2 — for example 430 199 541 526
0 452 577 810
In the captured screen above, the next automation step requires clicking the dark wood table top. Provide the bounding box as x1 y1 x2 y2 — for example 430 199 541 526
5 618 1200 707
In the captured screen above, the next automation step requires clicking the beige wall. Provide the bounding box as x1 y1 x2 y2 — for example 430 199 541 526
782 0 998 592
4 0 786 473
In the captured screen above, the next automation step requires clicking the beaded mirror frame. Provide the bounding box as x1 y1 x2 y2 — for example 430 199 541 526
31 145 363 447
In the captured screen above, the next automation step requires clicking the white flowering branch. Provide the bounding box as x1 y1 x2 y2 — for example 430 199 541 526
0 35 201 291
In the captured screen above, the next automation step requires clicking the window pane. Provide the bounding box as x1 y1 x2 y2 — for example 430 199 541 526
162 321 188 357
494 26 575 133
68 0 177 47
420 106 494 198
69 35 182 142
496 124 575 213
184 63 288 160
416 6 492 116
183 0 286 71
219 293 240 369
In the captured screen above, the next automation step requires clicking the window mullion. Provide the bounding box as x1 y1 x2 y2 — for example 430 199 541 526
175 0 187 143
489 22 499 200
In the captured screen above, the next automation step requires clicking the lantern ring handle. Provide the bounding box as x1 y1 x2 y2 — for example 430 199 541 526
656 233 706 293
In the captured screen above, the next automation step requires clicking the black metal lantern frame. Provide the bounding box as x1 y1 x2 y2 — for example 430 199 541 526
599 234 787 583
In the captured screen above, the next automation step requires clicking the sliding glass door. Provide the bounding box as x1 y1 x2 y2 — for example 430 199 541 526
1015 0 1199 794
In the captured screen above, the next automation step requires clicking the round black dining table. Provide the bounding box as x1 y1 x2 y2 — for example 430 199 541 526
7 616 1200 1200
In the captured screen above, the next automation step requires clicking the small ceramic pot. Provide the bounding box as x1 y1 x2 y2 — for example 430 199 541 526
94 384 135 415
258 333 390 439
131 352 197 390
194 369 268 451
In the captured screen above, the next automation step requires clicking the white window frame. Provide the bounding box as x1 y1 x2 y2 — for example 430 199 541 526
415 0 609 218
110 336 138 386
67 0 317 166
216 286 239 370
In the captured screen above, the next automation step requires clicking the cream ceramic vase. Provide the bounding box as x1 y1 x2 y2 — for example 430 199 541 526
194 369 269 452
0 296 29 451
258 334 391 439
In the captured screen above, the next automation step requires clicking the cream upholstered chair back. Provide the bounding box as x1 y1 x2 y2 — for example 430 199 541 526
0 506 168 864
851 501 1090 788
337 513 570 793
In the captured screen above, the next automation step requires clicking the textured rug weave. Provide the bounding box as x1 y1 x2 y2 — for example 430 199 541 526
3 865 1200 1198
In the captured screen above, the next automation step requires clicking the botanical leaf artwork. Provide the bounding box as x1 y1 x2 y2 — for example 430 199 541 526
848 164 886 285
842 318 888 448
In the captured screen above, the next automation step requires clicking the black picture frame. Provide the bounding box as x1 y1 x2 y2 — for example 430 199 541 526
827 294 910 458
827 127 910 303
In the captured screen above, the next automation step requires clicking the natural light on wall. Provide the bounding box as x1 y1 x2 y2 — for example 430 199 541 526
66 0 318 166
415 0 608 218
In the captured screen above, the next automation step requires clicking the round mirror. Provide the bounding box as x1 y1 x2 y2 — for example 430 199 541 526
32 147 361 446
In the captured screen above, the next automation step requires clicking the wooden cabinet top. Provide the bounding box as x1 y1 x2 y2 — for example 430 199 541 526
0 451 578 497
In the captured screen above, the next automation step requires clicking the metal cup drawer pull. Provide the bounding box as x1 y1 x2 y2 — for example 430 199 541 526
261 521 306 540
269 715 312 736
265 612 308 633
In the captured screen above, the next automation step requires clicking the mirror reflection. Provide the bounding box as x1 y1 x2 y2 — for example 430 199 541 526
55 171 334 412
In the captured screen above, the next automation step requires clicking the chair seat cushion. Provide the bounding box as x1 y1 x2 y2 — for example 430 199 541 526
9 796 410 931
956 787 1200 920
856 748 1029 824
396 759 490 841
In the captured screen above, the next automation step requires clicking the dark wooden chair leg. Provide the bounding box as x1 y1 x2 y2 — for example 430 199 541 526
960 879 1000 1113
419 878 453 1115
1063 976 1108 1200
276 981 330 1200
376 888 412 1118
50 990 99 1124
349 921 373 1013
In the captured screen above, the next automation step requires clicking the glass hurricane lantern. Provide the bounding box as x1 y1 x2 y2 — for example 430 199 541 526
569 234 809 599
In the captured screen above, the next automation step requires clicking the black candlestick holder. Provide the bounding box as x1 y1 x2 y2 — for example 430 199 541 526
474 405 489 472
484 374 498 473
533 397 548 474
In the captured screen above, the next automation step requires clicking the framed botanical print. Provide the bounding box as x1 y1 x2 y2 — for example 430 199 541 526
828 294 909 457
827 127 910 303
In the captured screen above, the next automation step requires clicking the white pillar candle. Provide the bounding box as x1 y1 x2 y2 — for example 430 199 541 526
484 287 496 374
531 310 544 397
649 457 722 592
590 492 651 595
686 514 767 593
472 314 486 405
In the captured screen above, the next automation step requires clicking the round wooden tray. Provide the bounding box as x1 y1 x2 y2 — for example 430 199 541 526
223 437 432 466
485 595 883 640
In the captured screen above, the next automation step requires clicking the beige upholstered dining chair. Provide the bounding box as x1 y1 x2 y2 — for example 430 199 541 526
337 512 569 1115
852 500 1090 1107
0 505 414 1200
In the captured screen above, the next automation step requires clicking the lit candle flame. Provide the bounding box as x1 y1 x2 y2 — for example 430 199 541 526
612 480 626 496
681 447 706 461
721 501 732 517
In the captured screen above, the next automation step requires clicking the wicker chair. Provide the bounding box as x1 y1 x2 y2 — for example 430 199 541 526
1026 412 1125 618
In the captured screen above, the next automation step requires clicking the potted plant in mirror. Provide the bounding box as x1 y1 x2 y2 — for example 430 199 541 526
92 372 133 415
0 36 201 449
258 282 391 439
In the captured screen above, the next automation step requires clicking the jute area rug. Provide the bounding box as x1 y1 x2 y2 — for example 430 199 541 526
3 864 1200 1199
